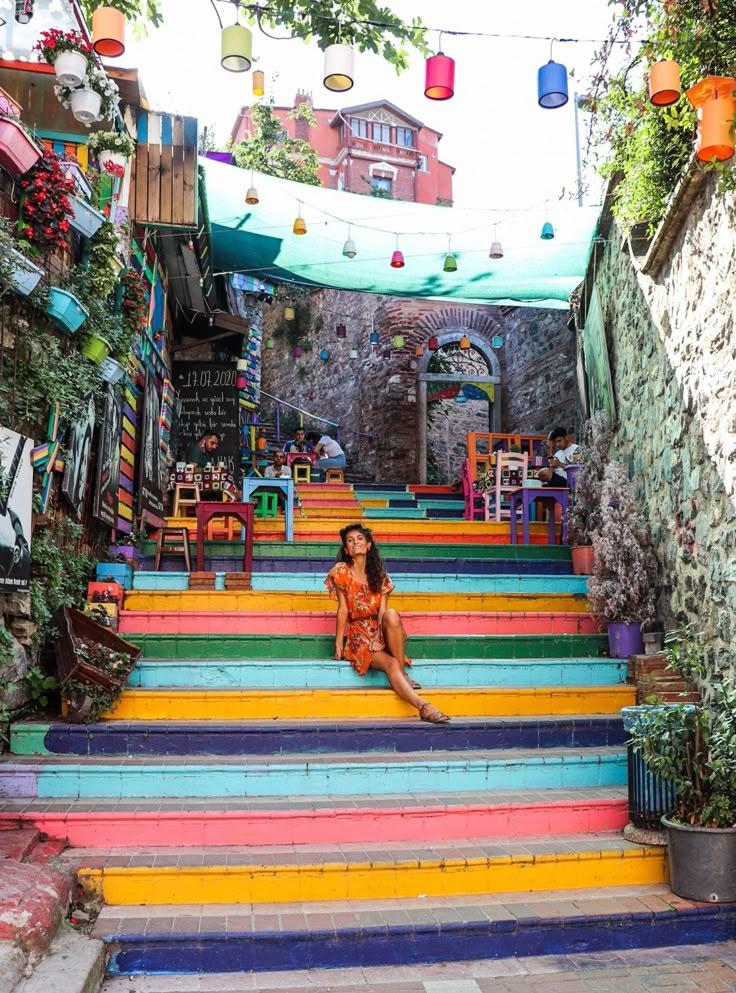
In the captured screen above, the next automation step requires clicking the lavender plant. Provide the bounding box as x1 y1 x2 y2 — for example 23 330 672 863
567 411 612 547
587 461 658 624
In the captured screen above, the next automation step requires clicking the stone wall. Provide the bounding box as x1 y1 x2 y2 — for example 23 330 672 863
260 291 575 483
591 174 736 673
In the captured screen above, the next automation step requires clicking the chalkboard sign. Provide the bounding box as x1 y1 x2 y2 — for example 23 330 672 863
172 362 240 487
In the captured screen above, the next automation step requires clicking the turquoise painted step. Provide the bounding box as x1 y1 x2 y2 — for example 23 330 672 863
362 508 426 518
415 500 466 510
141 540 573 561
131 572 590 594
127 633 608 661
128 658 626 689
353 491 410 500
6 749 627 799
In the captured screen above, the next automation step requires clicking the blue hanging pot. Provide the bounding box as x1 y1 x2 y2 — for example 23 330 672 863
538 60 569 109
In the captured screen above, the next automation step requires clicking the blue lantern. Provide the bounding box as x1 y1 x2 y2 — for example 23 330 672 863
538 60 568 109
319 349 330 361
369 331 379 345
540 221 555 240
491 335 503 348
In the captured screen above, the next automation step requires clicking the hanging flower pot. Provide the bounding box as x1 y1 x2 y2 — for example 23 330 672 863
71 88 103 125
648 60 681 106
52 50 90 88
97 149 128 176
92 5 126 58
8 248 43 296
686 76 736 162
0 117 42 175
98 356 126 384
47 288 88 334
81 331 112 364
61 159 93 199
68 194 106 238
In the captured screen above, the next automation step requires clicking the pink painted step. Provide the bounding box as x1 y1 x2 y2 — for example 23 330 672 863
0 797 627 849
118 610 602 636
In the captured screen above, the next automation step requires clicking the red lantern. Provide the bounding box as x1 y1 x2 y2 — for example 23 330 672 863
390 250 405 268
427 336 439 351
425 52 455 100
336 323 347 338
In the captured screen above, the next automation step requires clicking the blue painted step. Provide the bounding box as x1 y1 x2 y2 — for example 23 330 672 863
17 716 627 756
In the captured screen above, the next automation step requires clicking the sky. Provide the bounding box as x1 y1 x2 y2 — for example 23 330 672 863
124 0 618 211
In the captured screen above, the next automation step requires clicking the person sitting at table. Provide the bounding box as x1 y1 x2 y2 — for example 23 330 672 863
264 451 292 479
306 431 346 482
282 427 313 456
536 425 579 488
185 430 221 468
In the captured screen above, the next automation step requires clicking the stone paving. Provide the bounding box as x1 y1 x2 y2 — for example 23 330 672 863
98 941 736 992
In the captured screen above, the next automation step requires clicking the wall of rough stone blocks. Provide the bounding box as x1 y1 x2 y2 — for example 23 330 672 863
260 291 577 483
592 175 736 674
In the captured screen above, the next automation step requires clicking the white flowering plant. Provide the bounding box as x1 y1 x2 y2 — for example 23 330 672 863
55 65 119 124
87 130 135 159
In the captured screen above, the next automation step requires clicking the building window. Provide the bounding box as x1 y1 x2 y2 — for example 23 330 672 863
350 117 368 138
337 172 345 191
396 127 415 147
372 122 391 143
371 176 392 195
337 123 344 141
418 154 429 172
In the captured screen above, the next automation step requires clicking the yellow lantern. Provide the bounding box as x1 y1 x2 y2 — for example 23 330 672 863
252 70 265 97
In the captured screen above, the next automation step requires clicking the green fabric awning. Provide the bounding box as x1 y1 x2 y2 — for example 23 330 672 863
202 159 600 309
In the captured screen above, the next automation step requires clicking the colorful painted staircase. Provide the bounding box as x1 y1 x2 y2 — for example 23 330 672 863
1 500 734 983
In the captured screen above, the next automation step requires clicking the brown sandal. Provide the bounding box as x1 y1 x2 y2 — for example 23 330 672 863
419 703 450 724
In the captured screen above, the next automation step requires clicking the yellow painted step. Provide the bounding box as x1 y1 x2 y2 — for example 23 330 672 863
107 686 635 721
79 845 666 906
164 516 549 537
123 590 591 613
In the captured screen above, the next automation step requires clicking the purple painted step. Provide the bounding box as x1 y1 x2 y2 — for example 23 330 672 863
140 556 573 575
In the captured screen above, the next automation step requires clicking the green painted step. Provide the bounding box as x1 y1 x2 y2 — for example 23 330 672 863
141 540 573 561
128 633 608 661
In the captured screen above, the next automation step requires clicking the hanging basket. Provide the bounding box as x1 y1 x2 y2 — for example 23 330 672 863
71 87 102 125
81 332 112 365
0 117 42 175
46 288 89 334
52 49 89 88
8 248 43 296
68 194 106 237
97 149 128 176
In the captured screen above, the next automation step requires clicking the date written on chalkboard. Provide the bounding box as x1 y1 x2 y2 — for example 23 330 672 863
179 368 237 389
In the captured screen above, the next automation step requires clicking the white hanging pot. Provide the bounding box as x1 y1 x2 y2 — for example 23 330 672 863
53 50 89 88
97 149 128 175
71 87 102 125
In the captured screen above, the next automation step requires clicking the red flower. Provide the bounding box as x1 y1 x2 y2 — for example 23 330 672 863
25 227 33 238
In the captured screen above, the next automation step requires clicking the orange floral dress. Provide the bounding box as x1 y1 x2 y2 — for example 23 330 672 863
325 561 409 676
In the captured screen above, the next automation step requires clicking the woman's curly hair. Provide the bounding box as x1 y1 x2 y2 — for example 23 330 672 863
336 523 386 594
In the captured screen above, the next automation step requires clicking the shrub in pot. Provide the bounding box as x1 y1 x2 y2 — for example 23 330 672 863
587 461 658 658
627 626 736 902
566 411 612 574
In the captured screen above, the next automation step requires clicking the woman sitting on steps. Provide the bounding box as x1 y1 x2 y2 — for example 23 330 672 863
325 523 450 724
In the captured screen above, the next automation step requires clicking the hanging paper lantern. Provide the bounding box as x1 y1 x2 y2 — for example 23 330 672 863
14 0 34 23
427 336 439 351
349 348 358 359
293 211 307 235
265 338 274 349
323 43 355 92
245 171 259 204
489 240 504 259
648 60 681 107
221 24 252 72
342 237 357 258
284 306 295 320
336 323 347 338
491 335 503 349
236 375 247 389
252 69 265 97
425 52 455 100
415 345 425 357
697 96 736 161
540 221 554 240
443 252 457 273
236 358 247 371
92 6 126 57
369 331 379 345
459 335 471 350
390 249 405 268
537 60 569 109
392 334 405 348
319 349 330 361
454 393 468 405
293 345 302 358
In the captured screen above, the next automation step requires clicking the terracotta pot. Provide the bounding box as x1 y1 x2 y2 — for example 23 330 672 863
648 60 681 106
570 545 594 575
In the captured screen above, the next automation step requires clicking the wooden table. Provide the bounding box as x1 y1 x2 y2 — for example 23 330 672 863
195 501 254 573
508 487 568 545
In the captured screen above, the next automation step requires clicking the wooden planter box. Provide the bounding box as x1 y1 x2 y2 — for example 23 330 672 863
54 606 141 691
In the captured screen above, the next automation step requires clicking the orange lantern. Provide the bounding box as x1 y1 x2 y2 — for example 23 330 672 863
256 431 267 451
648 60 680 106
686 76 736 162
459 335 470 350
92 6 126 58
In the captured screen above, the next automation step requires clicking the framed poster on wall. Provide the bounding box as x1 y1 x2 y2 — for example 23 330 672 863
0 426 33 592
62 394 95 517
93 385 122 527
137 369 165 522
582 286 617 423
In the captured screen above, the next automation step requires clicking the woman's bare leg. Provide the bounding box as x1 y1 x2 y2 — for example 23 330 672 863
369 651 425 711
381 608 418 684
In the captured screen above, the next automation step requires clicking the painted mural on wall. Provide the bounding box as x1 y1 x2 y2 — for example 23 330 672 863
137 370 165 521
0 426 33 592
583 286 617 423
93 385 122 528
62 394 95 517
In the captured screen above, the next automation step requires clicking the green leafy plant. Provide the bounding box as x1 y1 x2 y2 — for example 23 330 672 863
628 625 736 827
24 665 58 708
274 300 315 348
0 626 14 669
233 101 322 186
87 130 135 160
30 519 96 650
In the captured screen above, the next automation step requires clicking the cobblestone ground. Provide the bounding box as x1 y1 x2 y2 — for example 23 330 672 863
100 941 736 992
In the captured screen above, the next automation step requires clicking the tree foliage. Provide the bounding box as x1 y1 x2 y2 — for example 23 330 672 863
233 101 321 186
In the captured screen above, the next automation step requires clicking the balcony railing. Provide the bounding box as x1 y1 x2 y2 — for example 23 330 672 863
346 136 418 160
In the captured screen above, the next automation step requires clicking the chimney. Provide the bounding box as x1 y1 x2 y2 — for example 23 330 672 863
293 89 313 140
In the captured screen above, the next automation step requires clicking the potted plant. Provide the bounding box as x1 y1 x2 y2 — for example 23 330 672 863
628 626 736 902
0 116 42 175
0 216 43 296
17 150 75 258
35 28 93 88
55 64 119 126
587 461 658 658
67 195 106 238
87 129 135 176
46 287 89 333
566 411 612 574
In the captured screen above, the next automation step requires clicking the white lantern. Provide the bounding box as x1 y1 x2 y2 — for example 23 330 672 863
323 43 354 91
